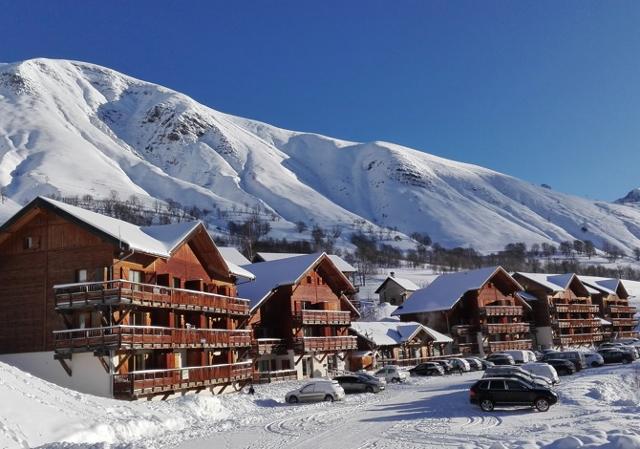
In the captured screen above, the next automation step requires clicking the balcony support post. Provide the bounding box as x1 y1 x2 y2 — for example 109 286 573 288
97 356 110 374
115 353 131 372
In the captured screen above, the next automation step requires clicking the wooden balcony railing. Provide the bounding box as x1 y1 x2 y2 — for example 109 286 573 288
554 333 604 345
608 305 636 314
53 325 252 351
112 361 253 398
554 319 601 329
611 318 639 327
253 369 298 383
554 304 599 314
482 323 530 334
293 310 351 325
53 280 250 316
253 338 286 355
487 340 532 352
481 306 523 317
295 336 357 352
615 330 639 339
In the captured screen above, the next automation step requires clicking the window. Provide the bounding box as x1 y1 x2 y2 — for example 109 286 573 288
300 384 315 393
76 269 88 283
306 276 312 284
128 270 143 283
490 380 506 390
506 380 527 391
477 381 490 390
173 277 181 289
23 237 33 250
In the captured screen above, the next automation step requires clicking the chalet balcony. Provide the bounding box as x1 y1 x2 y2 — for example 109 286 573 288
293 310 351 325
295 336 357 352
112 361 253 398
481 306 523 317
608 305 636 314
611 318 639 328
53 325 252 352
253 369 298 383
616 330 639 338
482 323 530 334
54 280 250 316
488 340 532 352
554 319 601 329
554 304 599 314
253 338 287 355
554 333 604 345
451 325 474 336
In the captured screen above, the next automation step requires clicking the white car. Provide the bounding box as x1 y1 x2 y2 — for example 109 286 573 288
450 358 471 372
502 350 537 364
582 351 604 368
374 365 409 383
520 362 560 385
285 380 345 403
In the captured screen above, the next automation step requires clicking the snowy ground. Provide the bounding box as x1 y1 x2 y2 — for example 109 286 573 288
3 361 640 449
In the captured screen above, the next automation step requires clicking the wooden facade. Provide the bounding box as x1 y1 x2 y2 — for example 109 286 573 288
248 255 359 380
513 273 603 348
580 278 638 341
0 198 252 399
399 268 532 356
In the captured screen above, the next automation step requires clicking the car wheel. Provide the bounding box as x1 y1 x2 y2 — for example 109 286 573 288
390 378 399 383
623 358 631 364
365 386 374 393
534 398 550 412
324 395 334 402
288 396 299 404
480 399 494 412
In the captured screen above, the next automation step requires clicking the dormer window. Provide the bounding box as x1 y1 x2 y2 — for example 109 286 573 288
306 275 312 284
23 237 33 250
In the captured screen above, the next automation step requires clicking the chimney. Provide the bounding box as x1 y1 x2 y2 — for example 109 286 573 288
390 272 395 278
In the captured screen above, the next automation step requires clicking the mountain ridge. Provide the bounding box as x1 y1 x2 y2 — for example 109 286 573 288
1 58 640 253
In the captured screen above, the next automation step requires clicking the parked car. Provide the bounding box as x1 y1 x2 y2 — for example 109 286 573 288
285 380 345 403
483 366 552 388
542 351 586 371
357 372 386 387
334 374 383 394
501 350 537 364
465 358 483 371
616 337 640 345
409 362 445 377
479 359 495 370
449 358 471 373
432 359 455 374
544 359 577 376
486 353 515 366
374 365 409 383
520 362 560 385
469 378 558 412
598 348 636 364
599 343 639 358
581 351 604 368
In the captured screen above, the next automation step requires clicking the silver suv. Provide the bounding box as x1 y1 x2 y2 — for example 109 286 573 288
285 380 345 403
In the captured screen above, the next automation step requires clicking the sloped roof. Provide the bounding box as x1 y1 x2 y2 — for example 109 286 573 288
255 252 356 272
238 252 356 312
577 275 627 297
218 247 252 266
375 276 420 293
393 266 520 316
0 196 253 279
516 291 539 301
515 272 597 295
350 320 452 346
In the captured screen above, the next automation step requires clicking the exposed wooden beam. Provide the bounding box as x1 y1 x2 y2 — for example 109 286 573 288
57 358 72 376
115 353 131 372
97 356 110 373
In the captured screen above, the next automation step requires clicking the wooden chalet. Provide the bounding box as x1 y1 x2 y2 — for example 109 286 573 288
0 197 255 399
392 266 533 356
513 272 603 349
375 273 420 306
349 320 452 369
577 276 638 340
239 253 359 382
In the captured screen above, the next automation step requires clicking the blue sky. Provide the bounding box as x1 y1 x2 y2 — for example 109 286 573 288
1 1 639 200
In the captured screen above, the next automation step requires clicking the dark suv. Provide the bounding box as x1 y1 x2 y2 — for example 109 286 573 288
598 348 635 365
470 378 558 412
542 351 586 371
544 359 576 376
334 374 383 394
409 362 445 376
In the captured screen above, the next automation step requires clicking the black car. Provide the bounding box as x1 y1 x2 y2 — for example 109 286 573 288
544 359 576 376
409 362 445 376
486 354 515 366
598 348 635 365
333 374 382 394
470 378 558 412
542 351 586 371
465 358 483 371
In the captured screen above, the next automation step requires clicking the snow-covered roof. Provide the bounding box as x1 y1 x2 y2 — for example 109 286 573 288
375 276 420 293
515 272 598 295
350 320 452 346
238 252 356 312
255 252 356 272
393 266 520 315
516 291 539 301
598 317 613 326
218 247 252 266
577 275 626 297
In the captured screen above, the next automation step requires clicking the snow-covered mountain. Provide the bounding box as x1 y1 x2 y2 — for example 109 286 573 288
2 58 640 253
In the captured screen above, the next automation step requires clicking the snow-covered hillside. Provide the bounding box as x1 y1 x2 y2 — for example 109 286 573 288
2 58 640 252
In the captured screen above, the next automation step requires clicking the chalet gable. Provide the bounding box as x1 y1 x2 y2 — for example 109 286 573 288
375 276 420 294
514 272 593 298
